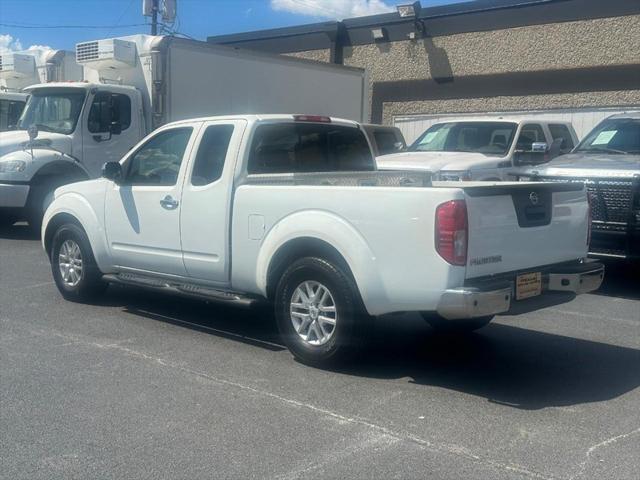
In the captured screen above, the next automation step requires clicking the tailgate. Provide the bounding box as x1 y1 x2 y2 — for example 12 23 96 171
463 183 589 279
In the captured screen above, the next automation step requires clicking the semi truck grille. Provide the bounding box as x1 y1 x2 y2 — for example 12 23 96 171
76 41 99 62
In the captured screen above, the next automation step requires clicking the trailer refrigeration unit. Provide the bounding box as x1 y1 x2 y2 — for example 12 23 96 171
0 48 83 131
0 35 368 229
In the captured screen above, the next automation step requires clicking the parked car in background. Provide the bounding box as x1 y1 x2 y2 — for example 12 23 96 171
514 113 640 260
41 114 603 366
361 123 406 156
376 118 578 181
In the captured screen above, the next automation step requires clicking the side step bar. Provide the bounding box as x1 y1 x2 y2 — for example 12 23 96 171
102 273 261 308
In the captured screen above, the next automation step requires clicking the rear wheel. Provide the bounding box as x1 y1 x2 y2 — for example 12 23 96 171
421 313 493 333
50 224 107 302
275 257 369 366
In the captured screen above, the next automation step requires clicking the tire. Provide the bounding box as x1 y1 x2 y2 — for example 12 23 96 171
50 223 107 302
421 313 493 333
274 257 370 366
26 177 73 235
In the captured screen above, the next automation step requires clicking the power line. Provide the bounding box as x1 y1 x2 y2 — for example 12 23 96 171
0 22 148 29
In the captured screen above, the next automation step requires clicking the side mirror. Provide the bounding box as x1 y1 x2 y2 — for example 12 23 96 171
27 124 39 141
110 120 122 135
515 142 549 165
531 142 548 153
393 141 405 151
102 162 123 183
109 94 122 135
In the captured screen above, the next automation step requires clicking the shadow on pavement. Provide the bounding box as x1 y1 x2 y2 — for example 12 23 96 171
100 284 640 412
593 259 640 301
0 223 39 240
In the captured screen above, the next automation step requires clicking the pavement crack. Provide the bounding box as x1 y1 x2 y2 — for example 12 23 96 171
41 328 558 480
569 427 640 480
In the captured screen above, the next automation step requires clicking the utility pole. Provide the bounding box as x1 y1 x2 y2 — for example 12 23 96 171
151 0 159 35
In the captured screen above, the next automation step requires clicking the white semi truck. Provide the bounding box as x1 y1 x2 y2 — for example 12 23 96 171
0 34 367 230
0 48 82 131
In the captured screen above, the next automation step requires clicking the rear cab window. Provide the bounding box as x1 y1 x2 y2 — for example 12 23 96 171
247 123 374 174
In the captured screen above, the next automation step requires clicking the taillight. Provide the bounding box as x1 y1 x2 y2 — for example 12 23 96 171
435 200 468 266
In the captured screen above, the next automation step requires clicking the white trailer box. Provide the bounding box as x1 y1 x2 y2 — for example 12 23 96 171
0 48 82 91
77 35 368 131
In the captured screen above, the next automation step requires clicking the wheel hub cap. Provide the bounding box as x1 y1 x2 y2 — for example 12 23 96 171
58 239 83 287
290 280 337 346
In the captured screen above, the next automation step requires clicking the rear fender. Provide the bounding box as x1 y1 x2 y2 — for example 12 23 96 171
255 210 387 315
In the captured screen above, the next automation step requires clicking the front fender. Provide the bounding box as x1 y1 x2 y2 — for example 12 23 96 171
0 148 88 184
42 181 111 273
255 209 388 315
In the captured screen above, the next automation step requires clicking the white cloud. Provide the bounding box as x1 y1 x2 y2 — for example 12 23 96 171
270 0 394 19
0 34 51 54
0 34 23 54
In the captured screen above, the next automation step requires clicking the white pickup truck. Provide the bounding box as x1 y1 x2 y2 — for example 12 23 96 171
42 115 604 365
378 118 579 181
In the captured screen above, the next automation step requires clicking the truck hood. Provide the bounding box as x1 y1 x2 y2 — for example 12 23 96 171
0 131 73 158
518 152 640 178
376 151 502 172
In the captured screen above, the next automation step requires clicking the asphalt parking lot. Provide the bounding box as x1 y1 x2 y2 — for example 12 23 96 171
1 224 639 480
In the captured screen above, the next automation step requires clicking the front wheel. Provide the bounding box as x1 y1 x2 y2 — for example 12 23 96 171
51 224 107 302
275 257 370 366
421 313 493 333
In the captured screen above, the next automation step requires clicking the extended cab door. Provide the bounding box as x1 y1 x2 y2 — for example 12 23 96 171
179 119 246 283
104 123 199 276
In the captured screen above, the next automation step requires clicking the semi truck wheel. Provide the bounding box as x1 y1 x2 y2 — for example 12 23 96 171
420 313 493 333
275 256 369 366
50 224 107 302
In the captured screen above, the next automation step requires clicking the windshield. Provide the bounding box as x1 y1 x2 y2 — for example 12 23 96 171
17 89 86 135
409 121 517 156
575 118 640 154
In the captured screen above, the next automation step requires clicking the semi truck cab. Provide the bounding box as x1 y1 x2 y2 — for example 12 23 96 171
0 82 144 229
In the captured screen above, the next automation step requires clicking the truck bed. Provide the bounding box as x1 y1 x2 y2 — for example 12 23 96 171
230 174 589 315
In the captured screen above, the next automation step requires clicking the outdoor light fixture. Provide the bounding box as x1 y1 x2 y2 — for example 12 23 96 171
397 2 421 18
371 28 386 41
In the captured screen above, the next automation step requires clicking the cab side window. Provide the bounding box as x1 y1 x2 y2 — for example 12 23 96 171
548 124 575 154
87 92 131 133
516 124 546 151
125 127 193 186
191 125 234 186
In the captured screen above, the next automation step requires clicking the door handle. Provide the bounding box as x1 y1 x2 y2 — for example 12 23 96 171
160 195 179 210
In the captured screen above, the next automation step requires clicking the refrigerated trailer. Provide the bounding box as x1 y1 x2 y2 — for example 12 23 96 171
0 48 83 131
77 35 368 131
0 34 368 229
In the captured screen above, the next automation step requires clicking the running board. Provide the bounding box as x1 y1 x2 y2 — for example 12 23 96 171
102 273 260 308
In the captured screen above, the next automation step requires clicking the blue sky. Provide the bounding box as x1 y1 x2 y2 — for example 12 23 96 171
0 0 458 52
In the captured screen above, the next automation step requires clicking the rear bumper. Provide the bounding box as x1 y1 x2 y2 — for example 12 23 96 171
0 182 30 208
436 261 605 320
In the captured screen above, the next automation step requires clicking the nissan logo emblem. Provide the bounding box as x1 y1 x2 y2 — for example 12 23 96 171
529 192 539 205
